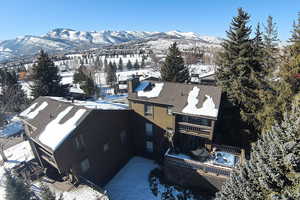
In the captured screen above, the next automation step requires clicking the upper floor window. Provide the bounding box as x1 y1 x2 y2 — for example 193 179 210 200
120 131 127 144
80 158 90 173
103 143 109 152
74 134 85 151
145 123 153 137
144 104 153 116
146 141 154 153
167 107 172 115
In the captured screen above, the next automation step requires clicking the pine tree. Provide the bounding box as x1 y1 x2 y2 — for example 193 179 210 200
216 101 300 200
160 42 190 83
73 66 96 97
5 170 32 200
104 58 108 72
141 56 146 68
133 59 140 69
106 61 117 86
40 183 56 200
30 50 68 98
126 60 133 70
118 57 124 71
216 8 268 130
263 16 279 75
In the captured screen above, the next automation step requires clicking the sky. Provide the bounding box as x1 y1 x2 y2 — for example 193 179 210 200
0 0 299 41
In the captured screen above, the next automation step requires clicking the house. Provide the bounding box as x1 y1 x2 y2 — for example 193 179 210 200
127 77 244 193
19 97 132 186
20 78 243 194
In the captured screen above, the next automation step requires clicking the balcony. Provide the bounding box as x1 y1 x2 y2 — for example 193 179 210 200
164 148 240 178
177 122 211 137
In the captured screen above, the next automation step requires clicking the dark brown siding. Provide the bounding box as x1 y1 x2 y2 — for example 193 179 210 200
54 110 133 186
130 101 174 162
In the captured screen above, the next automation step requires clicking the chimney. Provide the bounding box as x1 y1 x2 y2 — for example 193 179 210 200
128 75 140 93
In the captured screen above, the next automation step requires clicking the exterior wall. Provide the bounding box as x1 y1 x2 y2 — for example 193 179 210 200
54 110 133 186
164 158 227 194
130 100 175 162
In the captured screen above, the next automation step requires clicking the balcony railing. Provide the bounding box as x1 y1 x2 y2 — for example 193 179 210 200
177 122 211 136
165 150 235 178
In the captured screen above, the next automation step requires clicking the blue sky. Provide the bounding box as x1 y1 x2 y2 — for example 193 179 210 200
0 0 298 41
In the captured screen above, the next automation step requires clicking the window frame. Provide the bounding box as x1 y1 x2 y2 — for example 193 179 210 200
144 104 153 116
103 143 109 152
146 141 154 153
145 122 153 137
80 158 90 173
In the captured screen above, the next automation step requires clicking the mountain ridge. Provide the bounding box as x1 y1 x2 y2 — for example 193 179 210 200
0 28 222 62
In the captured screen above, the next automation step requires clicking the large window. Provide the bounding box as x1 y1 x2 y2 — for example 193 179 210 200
144 104 153 116
180 115 212 127
146 141 154 153
80 158 90 173
145 123 153 137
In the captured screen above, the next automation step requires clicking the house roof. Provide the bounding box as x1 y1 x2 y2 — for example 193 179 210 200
128 81 222 119
19 96 128 151
19 96 92 151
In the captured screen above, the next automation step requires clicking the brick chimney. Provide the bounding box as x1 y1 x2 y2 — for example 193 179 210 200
128 76 140 93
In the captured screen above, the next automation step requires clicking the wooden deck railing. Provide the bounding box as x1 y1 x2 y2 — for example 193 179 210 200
177 123 211 136
165 152 233 178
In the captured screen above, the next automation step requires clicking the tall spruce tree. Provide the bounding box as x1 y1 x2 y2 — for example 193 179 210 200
216 101 300 200
106 61 117 85
160 42 190 83
30 50 67 98
118 57 124 71
73 66 96 97
216 8 267 130
126 60 133 70
133 59 140 69
5 170 32 200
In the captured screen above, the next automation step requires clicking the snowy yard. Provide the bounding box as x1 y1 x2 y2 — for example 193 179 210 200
105 157 207 200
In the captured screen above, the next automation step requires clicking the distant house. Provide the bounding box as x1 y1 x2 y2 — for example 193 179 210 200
19 97 132 186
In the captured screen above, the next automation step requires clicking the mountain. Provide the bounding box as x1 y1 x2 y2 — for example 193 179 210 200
0 29 222 62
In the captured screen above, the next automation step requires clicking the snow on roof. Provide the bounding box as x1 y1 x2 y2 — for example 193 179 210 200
19 102 38 117
39 106 87 150
50 97 128 110
137 83 164 98
25 102 48 119
182 86 218 118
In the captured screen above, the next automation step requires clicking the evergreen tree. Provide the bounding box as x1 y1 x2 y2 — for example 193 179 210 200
73 66 96 97
30 50 67 98
5 170 32 200
40 183 56 200
126 60 133 70
141 56 146 68
106 61 117 85
133 59 140 69
216 8 267 130
216 102 300 200
118 57 124 71
160 42 190 83
104 58 108 72
263 16 279 75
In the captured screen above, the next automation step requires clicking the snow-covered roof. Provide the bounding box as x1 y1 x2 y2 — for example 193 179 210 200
128 81 222 119
39 106 87 150
182 87 218 118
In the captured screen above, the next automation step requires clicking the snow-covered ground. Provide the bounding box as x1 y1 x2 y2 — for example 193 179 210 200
105 157 159 200
105 156 206 200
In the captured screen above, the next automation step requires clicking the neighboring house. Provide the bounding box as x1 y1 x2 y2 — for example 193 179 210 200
19 97 132 186
127 77 243 193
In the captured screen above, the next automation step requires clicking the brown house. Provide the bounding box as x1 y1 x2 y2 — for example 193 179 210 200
127 78 244 193
20 79 243 194
19 97 132 186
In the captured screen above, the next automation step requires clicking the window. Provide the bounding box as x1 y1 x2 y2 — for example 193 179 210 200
74 135 85 151
167 107 172 115
145 123 153 137
146 141 154 153
103 143 109 152
80 158 90 173
120 131 127 144
144 104 153 116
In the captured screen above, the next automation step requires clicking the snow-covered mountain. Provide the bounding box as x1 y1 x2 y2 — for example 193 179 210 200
0 29 222 62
